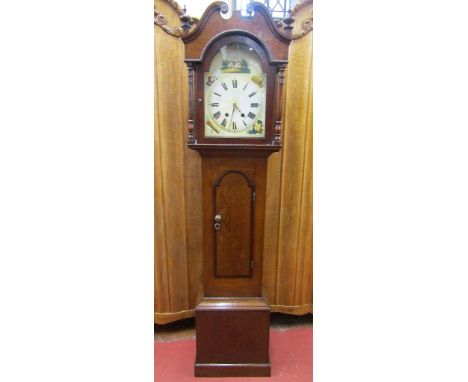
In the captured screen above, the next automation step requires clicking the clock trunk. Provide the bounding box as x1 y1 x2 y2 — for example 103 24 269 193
201 155 267 297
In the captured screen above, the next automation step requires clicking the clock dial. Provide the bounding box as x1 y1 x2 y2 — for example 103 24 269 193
204 43 267 138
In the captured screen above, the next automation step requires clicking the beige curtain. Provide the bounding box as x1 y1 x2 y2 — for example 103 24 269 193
154 0 312 324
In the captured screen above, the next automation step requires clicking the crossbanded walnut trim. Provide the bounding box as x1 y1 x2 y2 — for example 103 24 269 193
291 17 313 40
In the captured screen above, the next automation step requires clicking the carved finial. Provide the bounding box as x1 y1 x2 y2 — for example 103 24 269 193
180 4 192 33
220 3 229 14
246 2 254 17
283 9 295 33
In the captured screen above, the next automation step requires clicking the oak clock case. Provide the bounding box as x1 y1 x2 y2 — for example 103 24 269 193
182 2 291 378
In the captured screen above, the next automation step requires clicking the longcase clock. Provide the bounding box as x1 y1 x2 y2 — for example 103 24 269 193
181 2 293 377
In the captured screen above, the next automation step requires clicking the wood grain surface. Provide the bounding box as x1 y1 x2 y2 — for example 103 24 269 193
195 297 271 377
154 0 312 324
202 156 267 297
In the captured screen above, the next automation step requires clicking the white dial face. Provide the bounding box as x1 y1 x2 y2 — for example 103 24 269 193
204 43 266 138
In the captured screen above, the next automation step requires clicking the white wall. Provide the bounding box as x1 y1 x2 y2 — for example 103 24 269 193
186 0 234 18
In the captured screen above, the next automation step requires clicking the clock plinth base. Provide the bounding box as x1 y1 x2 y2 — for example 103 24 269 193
195 297 271 378
195 363 271 377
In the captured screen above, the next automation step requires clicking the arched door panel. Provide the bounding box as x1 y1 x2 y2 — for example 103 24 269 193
213 171 255 277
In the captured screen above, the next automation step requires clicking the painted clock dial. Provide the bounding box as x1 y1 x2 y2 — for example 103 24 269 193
204 43 267 138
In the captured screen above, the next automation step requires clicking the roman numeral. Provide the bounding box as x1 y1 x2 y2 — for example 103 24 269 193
243 120 247 126
247 112 256 119
222 82 228 90
214 92 221 97
211 103 219 107
249 92 256 98
232 122 237 130
251 103 259 107
232 79 237 88
213 111 221 119
221 119 227 127
243 83 248 91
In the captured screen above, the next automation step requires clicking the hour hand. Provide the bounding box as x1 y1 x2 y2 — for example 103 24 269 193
233 103 243 114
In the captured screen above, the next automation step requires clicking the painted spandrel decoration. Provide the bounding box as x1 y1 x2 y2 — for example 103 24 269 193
204 43 267 138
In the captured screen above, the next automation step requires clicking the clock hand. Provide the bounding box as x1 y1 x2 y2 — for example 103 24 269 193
233 103 244 114
228 105 236 130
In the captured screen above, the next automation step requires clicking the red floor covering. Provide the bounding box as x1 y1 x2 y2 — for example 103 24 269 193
155 327 312 381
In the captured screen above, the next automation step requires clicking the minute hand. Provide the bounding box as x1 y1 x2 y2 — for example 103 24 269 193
228 105 235 130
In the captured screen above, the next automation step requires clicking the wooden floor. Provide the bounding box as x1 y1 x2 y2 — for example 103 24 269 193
155 312 313 343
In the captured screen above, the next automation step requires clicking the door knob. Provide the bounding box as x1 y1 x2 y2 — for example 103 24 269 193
214 214 222 231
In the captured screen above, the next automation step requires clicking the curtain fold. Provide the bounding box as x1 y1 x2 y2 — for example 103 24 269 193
154 0 312 324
